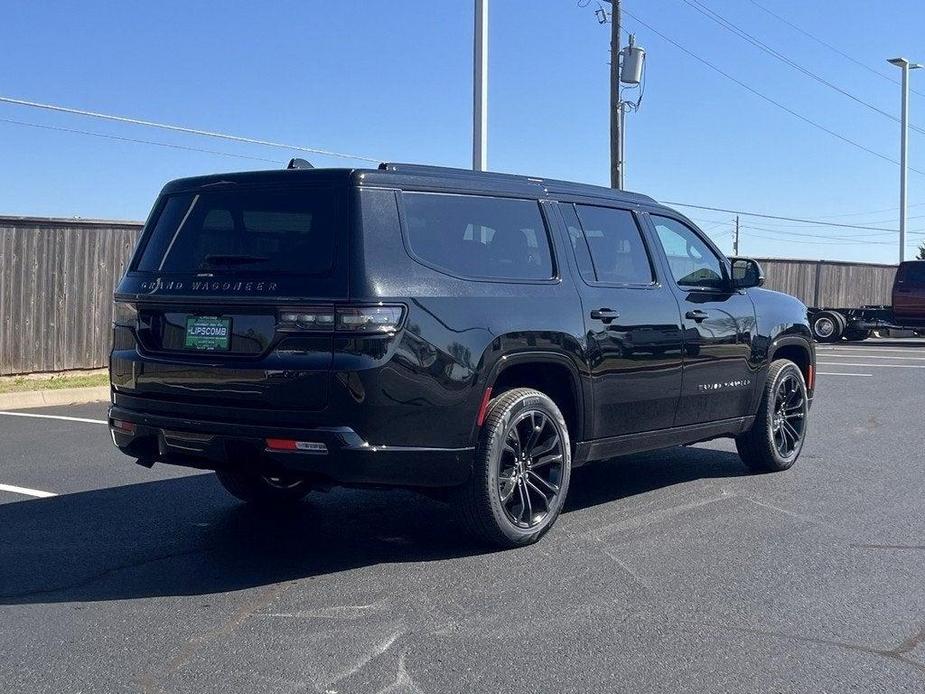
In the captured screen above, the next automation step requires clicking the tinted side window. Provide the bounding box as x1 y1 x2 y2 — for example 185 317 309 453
651 215 726 289
403 193 553 280
574 205 653 284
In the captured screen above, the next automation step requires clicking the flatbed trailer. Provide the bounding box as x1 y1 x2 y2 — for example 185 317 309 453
804 260 925 342
807 306 922 342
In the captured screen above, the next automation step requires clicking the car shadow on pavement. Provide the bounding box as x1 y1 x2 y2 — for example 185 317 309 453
0 446 746 605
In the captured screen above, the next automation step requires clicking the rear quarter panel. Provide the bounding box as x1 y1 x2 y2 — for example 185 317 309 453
345 186 589 449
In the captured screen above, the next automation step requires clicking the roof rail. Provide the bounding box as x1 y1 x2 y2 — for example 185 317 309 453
378 162 545 182
376 162 658 205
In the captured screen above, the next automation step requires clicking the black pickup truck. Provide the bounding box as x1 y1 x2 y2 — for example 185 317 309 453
109 163 815 547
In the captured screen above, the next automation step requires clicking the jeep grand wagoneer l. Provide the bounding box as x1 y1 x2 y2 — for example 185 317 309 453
110 163 815 547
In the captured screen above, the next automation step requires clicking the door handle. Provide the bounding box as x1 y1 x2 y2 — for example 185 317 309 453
590 308 620 323
686 309 709 322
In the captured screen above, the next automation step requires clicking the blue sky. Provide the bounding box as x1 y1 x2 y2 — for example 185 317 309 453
2 0 924 263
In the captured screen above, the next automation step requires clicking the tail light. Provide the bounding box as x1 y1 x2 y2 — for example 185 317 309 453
278 305 404 334
335 306 404 333
278 309 336 330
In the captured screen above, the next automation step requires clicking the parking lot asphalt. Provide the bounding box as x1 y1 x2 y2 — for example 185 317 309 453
1 339 924 693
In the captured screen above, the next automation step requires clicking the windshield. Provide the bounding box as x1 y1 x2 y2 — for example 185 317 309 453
133 186 342 275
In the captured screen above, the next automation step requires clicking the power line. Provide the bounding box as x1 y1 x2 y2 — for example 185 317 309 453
746 0 925 98
0 95 382 164
697 220 732 232
740 222 891 238
663 200 905 231
781 203 925 220
748 224 925 244
679 0 924 134
0 117 281 164
622 8 925 175
741 229 895 246
724 211 925 229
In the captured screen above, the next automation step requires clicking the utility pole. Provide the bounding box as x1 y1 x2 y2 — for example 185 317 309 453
610 0 622 188
734 215 740 255
888 57 921 262
473 0 489 171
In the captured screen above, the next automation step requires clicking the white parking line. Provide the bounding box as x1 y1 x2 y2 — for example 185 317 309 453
820 353 925 361
0 411 107 425
816 372 872 377
817 347 925 354
817 361 925 369
0 483 57 498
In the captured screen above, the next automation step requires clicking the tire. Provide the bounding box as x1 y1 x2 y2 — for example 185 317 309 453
455 387 572 548
215 467 312 506
844 329 871 342
811 311 843 343
735 359 809 473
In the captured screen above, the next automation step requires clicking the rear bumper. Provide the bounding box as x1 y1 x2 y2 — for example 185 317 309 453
108 405 473 488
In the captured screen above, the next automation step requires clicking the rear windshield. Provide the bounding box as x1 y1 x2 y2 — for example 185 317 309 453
133 186 342 275
899 262 925 285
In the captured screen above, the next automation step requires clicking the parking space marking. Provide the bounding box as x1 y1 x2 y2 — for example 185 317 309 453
0 483 57 498
820 353 925 361
0 411 106 425
817 347 925 354
816 372 872 377
817 361 925 369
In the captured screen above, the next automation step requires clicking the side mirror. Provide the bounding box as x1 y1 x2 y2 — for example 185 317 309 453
730 257 764 289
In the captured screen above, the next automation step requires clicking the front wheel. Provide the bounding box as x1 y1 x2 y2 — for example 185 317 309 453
215 468 312 506
455 388 572 548
811 311 843 342
736 360 809 473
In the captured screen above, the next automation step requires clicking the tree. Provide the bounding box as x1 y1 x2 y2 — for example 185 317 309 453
917 242 925 260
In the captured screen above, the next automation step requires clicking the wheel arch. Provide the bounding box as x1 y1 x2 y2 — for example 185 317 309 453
768 336 815 394
475 351 588 448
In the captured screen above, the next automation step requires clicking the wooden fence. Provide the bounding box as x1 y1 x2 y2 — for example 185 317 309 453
754 257 897 308
0 217 904 375
0 216 142 375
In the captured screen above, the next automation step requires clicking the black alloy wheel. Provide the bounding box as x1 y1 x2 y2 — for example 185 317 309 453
497 409 565 529
770 371 807 459
455 387 572 547
735 359 809 473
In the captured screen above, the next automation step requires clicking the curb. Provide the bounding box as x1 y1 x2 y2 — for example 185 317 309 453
0 386 109 411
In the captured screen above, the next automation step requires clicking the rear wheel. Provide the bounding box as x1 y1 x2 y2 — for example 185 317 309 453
455 388 571 548
215 468 312 505
811 311 843 343
736 360 808 473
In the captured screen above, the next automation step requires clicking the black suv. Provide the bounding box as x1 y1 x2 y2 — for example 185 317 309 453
110 163 815 547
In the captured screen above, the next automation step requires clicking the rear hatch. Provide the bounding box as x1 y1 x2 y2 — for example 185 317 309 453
112 178 348 413
892 261 925 326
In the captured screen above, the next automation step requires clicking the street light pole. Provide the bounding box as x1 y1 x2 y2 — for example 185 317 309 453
473 0 489 171
888 57 922 263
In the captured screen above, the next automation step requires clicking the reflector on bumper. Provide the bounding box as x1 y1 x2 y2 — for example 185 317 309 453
265 438 328 454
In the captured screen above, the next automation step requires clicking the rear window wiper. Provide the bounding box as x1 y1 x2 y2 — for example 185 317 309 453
202 254 270 267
